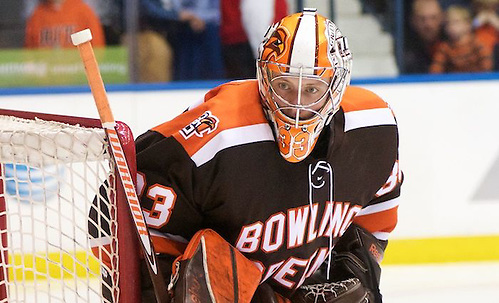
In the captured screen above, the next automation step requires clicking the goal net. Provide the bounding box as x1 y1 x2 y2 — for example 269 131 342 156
0 109 140 303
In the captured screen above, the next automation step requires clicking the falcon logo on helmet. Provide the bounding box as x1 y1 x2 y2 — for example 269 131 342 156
257 8 353 163
261 27 289 62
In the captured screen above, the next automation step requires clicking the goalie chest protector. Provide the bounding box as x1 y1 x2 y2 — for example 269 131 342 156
135 80 400 294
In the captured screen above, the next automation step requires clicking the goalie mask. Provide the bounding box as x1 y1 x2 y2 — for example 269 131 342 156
257 8 352 163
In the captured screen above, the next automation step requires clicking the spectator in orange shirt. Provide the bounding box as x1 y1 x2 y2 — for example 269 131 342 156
25 0 105 48
472 0 499 52
430 5 493 73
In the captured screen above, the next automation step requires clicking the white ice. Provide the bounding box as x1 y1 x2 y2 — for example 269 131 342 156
5 261 499 302
381 261 499 302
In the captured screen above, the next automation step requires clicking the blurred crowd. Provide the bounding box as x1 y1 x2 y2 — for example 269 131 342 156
404 0 499 73
13 0 288 83
0 0 497 85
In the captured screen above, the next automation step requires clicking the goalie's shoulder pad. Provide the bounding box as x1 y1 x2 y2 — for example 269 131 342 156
152 80 274 166
341 86 391 114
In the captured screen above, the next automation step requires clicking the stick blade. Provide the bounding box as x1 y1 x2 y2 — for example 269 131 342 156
71 29 93 46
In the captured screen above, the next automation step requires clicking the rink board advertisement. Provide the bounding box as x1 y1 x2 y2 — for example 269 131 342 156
0 47 127 87
0 75 498 265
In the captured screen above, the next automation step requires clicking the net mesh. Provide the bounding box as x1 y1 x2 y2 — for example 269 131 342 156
0 114 119 302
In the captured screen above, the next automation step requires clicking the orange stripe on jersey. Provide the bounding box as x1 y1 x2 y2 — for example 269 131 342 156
152 80 269 157
353 206 398 235
341 86 389 113
150 234 187 256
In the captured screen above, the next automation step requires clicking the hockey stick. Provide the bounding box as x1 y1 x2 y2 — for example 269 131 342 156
71 29 170 303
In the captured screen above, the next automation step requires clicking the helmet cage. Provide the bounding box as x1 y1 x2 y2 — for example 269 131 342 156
256 9 352 162
261 61 341 128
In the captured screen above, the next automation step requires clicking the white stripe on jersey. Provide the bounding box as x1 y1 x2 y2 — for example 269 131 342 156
344 108 396 132
372 231 390 241
356 197 400 216
191 123 275 167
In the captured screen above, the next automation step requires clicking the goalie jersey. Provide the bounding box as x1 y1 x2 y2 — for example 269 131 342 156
134 80 401 295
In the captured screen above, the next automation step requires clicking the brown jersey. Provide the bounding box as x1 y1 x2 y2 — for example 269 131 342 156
134 80 401 295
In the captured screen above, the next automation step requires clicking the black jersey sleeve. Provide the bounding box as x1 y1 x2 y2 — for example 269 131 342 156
135 130 204 249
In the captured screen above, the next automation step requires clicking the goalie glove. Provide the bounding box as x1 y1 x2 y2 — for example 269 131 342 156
326 224 386 302
290 278 372 303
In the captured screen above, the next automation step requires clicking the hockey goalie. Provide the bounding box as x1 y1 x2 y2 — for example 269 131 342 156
91 8 402 303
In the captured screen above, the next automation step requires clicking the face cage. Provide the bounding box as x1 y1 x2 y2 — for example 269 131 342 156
258 60 347 128
269 74 330 128
257 61 350 162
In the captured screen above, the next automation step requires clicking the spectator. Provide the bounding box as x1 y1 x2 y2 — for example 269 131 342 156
173 0 225 80
139 0 224 81
83 0 123 45
25 0 105 48
220 0 287 80
136 30 174 82
138 0 178 82
430 5 493 73
403 0 444 74
472 0 499 53
240 0 288 58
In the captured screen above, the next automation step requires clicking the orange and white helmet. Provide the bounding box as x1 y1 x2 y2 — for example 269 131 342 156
257 8 352 163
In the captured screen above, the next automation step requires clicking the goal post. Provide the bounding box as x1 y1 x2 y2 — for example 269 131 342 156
0 108 141 302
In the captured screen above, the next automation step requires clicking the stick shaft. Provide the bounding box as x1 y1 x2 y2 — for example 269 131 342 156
74 36 170 303
76 42 115 124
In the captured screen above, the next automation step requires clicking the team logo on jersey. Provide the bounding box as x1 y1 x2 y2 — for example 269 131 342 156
180 111 219 139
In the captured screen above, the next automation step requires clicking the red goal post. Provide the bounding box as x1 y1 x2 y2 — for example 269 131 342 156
0 108 141 302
